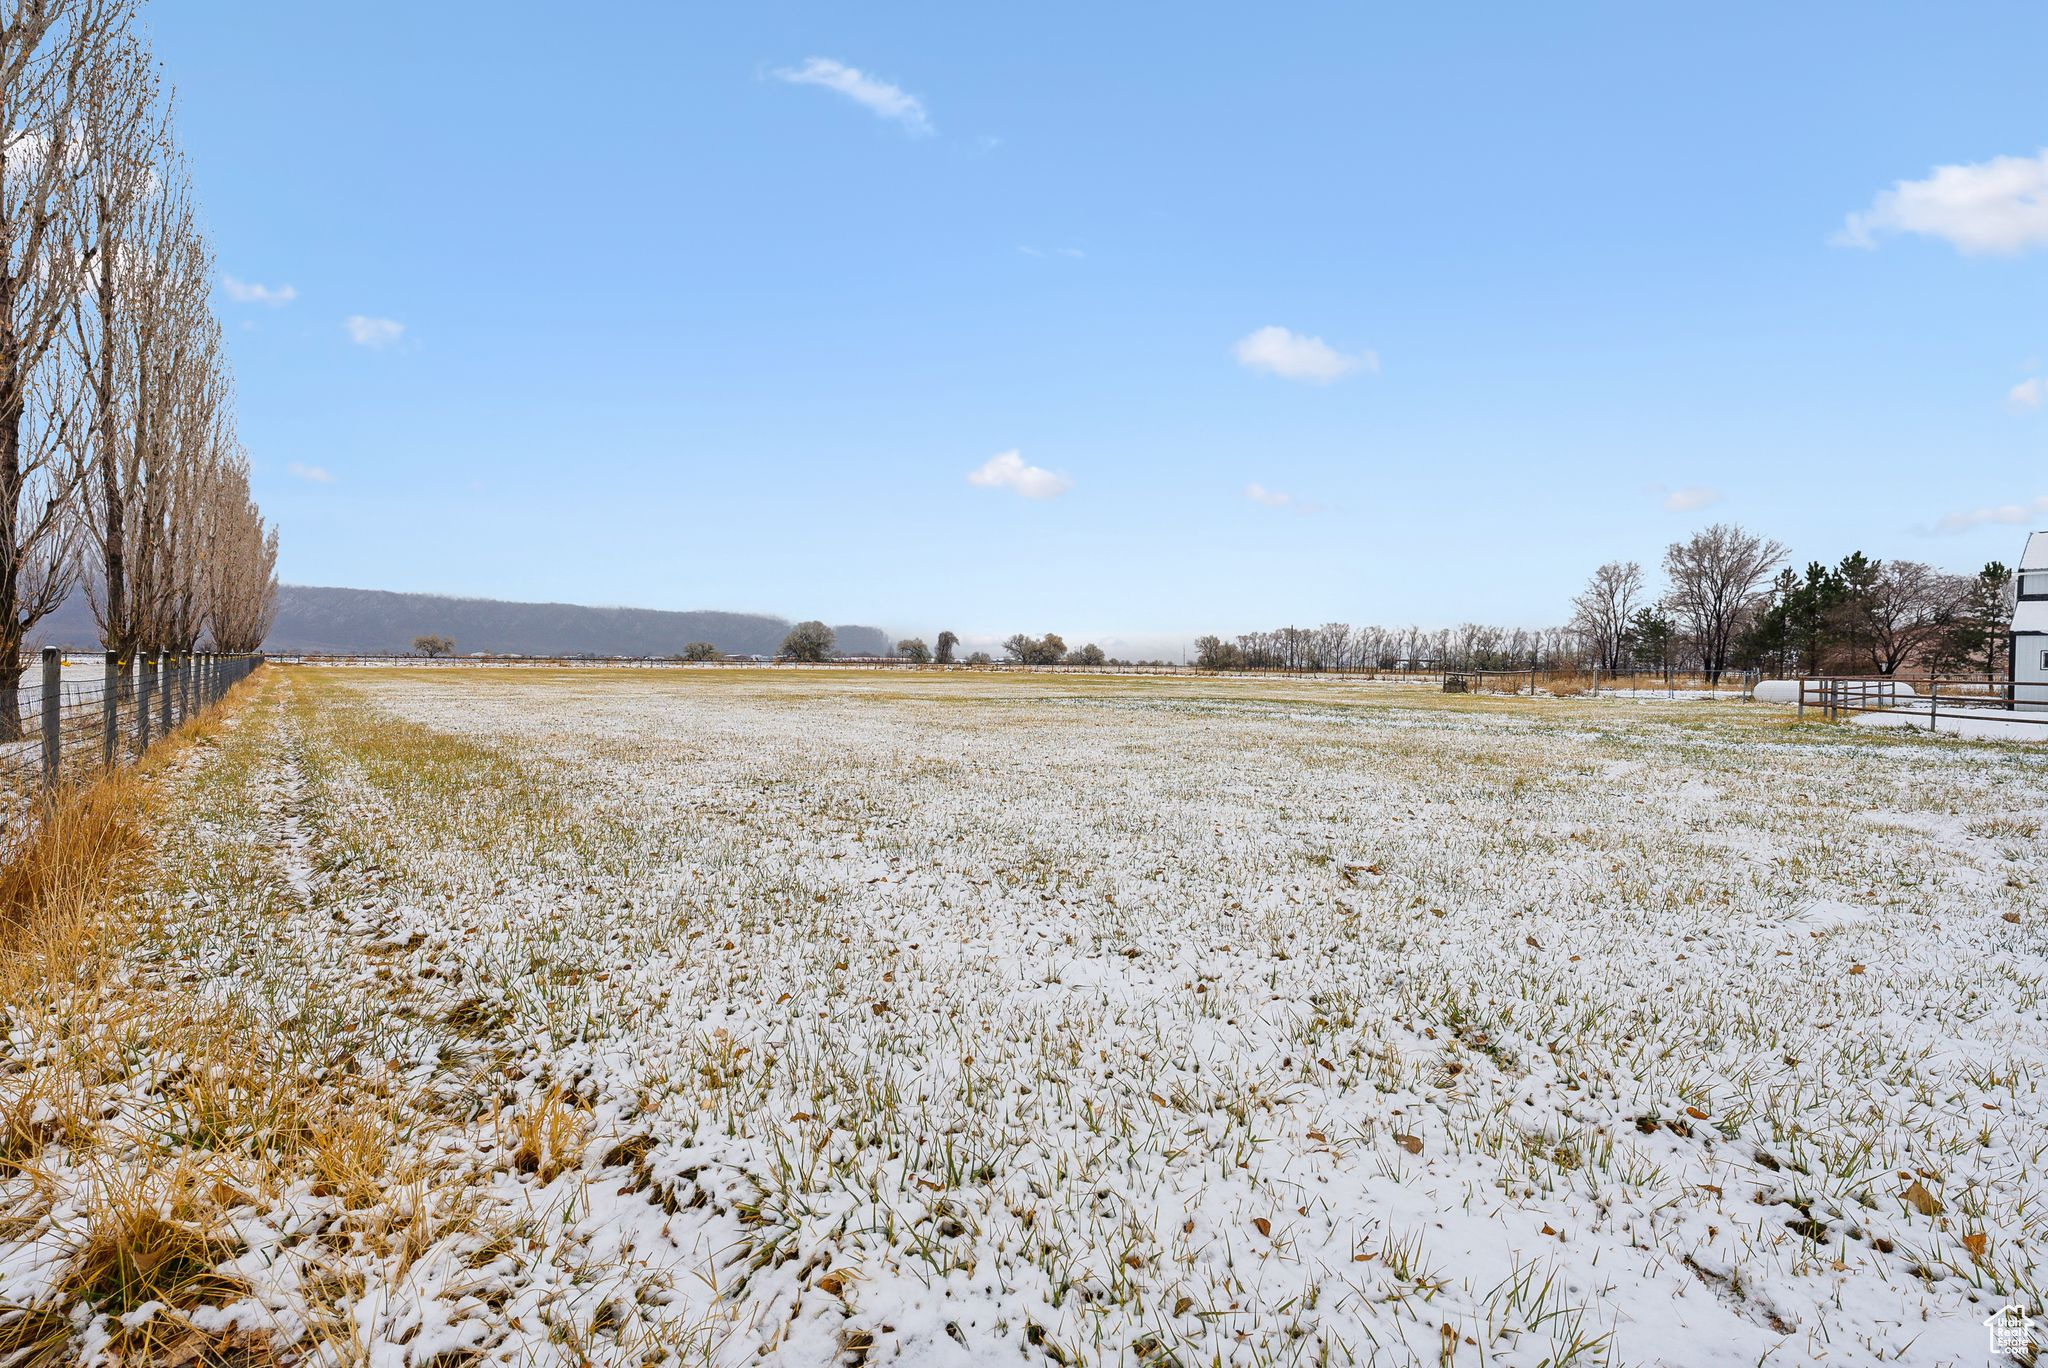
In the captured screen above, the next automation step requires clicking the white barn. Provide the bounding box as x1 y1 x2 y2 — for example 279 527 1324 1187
2015 530 2048 708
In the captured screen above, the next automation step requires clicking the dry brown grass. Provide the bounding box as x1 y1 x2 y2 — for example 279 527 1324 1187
503 1085 590 1185
304 1106 399 1212
1536 670 1594 697
0 684 239 970
0 769 146 975
0 675 303 1368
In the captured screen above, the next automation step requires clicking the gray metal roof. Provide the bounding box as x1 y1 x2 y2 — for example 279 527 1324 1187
2023 530 2048 572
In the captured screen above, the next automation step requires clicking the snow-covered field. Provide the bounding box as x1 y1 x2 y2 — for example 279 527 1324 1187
3 666 2044 1366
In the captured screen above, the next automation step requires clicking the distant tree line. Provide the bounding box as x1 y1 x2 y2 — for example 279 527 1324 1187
761 622 1166 668
1192 623 1581 675
997 633 1097 666
1572 526 2013 681
1737 557 2011 679
1189 523 2019 684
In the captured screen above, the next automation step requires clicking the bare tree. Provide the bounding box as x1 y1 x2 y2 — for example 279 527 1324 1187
1002 632 1065 665
412 634 453 658
1193 635 1243 670
1662 524 1786 682
63 15 154 668
0 0 132 735
156 303 230 653
933 629 957 665
895 636 930 664
1864 560 1966 676
1570 561 1643 671
1312 622 1351 671
115 164 210 653
780 620 834 662
681 641 718 662
201 452 276 651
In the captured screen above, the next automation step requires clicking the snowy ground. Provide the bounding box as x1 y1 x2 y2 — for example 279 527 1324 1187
2 666 2044 1367
1853 705 2048 744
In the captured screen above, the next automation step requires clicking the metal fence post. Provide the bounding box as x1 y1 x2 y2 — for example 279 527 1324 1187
103 649 118 769
40 647 60 791
158 650 172 735
138 652 153 754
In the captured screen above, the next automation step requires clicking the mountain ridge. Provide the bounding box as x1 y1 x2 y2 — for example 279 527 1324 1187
33 584 893 658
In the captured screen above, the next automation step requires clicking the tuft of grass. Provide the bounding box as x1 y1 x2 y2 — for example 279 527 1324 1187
504 1085 590 1184
304 1105 399 1210
60 1161 245 1315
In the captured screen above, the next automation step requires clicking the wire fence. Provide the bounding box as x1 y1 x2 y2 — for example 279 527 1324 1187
270 653 1784 697
1438 666 1763 700
1795 675 2048 732
273 653 1202 673
0 649 264 857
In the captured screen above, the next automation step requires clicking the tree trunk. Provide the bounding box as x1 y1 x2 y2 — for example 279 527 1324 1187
97 225 127 666
0 302 25 744
0 667 18 749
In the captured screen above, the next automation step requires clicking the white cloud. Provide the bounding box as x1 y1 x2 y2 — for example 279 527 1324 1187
1662 485 1722 513
1834 149 2048 254
222 274 296 306
1934 493 2048 534
773 57 931 136
967 449 1070 499
1243 483 1327 514
287 462 333 484
2009 377 2043 410
344 314 404 348
1232 326 1376 383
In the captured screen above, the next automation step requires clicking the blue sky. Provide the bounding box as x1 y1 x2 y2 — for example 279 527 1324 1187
157 3 2048 652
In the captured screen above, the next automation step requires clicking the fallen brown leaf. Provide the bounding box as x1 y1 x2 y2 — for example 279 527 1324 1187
1901 1180 1943 1217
